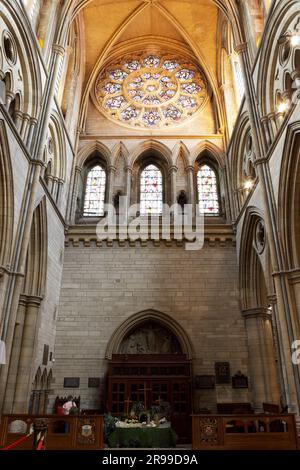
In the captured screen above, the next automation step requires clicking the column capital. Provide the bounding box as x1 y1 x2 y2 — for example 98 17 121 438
242 307 272 319
125 165 133 173
169 165 178 173
19 294 43 307
52 44 65 57
234 42 248 55
186 165 194 173
108 165 117 173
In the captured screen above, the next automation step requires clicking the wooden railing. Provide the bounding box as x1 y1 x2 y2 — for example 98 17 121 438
192 414 298 450
0 414 104 450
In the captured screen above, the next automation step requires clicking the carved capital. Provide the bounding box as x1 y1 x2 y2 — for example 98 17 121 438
242 307 271 319
52 44 65 57
234 43 248 55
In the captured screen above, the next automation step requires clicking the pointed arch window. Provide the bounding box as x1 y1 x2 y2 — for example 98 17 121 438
140 164 163 215
83 165 106 217
197 164 220 215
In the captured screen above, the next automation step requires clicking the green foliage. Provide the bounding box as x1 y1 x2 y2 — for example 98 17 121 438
104 414 118 443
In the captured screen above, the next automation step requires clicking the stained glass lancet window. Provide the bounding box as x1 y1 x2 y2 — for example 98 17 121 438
197 164 220 215
83 165 106 216
140 164 163 215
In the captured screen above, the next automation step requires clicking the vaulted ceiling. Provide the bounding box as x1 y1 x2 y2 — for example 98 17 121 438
76 1 224 103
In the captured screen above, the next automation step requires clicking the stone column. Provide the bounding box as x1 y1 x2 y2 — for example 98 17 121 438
186 165 195 206
235 41 300 415
242 307 280 410
14 111 24 133
125 165 132 218
2 297 27 413
13 296 42 413
169 165 178 207
186 165 195 224
26 118 38 150
107 165 116 205
0 44 65 411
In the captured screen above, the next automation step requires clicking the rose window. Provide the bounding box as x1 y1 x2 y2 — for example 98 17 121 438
95 54 208 129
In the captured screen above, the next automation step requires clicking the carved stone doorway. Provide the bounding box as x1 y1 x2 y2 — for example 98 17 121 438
106 319 192 442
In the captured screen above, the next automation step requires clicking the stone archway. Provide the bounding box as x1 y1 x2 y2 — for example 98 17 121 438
105 309 194 360
106 310 193 442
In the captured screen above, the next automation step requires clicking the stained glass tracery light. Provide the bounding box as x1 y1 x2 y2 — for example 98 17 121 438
140 164 163 215
197 164 220 215
95 53 208 129
83 165 106 217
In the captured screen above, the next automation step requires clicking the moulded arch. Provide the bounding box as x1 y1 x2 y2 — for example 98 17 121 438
278 123 300 269
239 206 268 310
173 141 190 169
257 0 300 116
130 140 173 169
48 113 67 181
111 142 130 168
77 141 112 169
190 141 225 168
105 309 194 360
0 120 14 266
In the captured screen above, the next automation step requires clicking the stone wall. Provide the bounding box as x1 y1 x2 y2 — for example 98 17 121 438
51 238 250 412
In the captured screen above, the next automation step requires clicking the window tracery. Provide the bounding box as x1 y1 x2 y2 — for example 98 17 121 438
95 53 208 129
197 164 220 215
140 164 163 215
83 165 106 217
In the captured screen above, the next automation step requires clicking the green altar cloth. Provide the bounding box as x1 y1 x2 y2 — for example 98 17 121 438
108 427 178 448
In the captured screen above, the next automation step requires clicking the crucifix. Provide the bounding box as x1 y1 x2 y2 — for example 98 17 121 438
155 396 163 407
124 397 133 416
139 382 152 410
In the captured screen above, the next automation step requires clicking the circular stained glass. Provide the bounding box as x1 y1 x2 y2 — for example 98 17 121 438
95 53 208 129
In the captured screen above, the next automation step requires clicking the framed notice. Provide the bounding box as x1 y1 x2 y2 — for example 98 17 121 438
64 377 80 388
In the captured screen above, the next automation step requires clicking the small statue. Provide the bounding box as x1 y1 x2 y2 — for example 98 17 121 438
177 190 188 208
113 191 122 210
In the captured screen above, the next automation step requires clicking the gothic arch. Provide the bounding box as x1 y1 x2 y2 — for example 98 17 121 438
190 141 225 168
1 1 42 119
130 140 173 168
77 141 112 169
239 207 269 310
257 0 300 118
106 309 194 360
278 123 300 269
173 142 189 169
230 112 256 214
23 197 48 298
0 121 14 267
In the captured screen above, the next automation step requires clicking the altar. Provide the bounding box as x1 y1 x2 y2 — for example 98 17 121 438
108 426 178 448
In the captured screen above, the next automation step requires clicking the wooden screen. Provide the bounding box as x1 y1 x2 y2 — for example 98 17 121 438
107 354 192 442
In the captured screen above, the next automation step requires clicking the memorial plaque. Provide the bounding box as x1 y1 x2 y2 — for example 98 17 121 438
88 378 100 388
194 375 215 389
232 372 248 389
64 377 80 388
215 362 231 384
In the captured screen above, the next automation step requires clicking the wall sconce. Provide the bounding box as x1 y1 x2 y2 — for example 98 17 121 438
277 101 289 114
243 179 254 191
290 33 300 47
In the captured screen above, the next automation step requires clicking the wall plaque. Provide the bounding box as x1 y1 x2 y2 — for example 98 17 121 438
215 362 231 384
232 372 248 389
64 377 80 388
194 375 215 389
88 378 100 388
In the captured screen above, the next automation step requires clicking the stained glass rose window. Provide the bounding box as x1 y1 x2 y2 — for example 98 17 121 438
95 53 208 129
